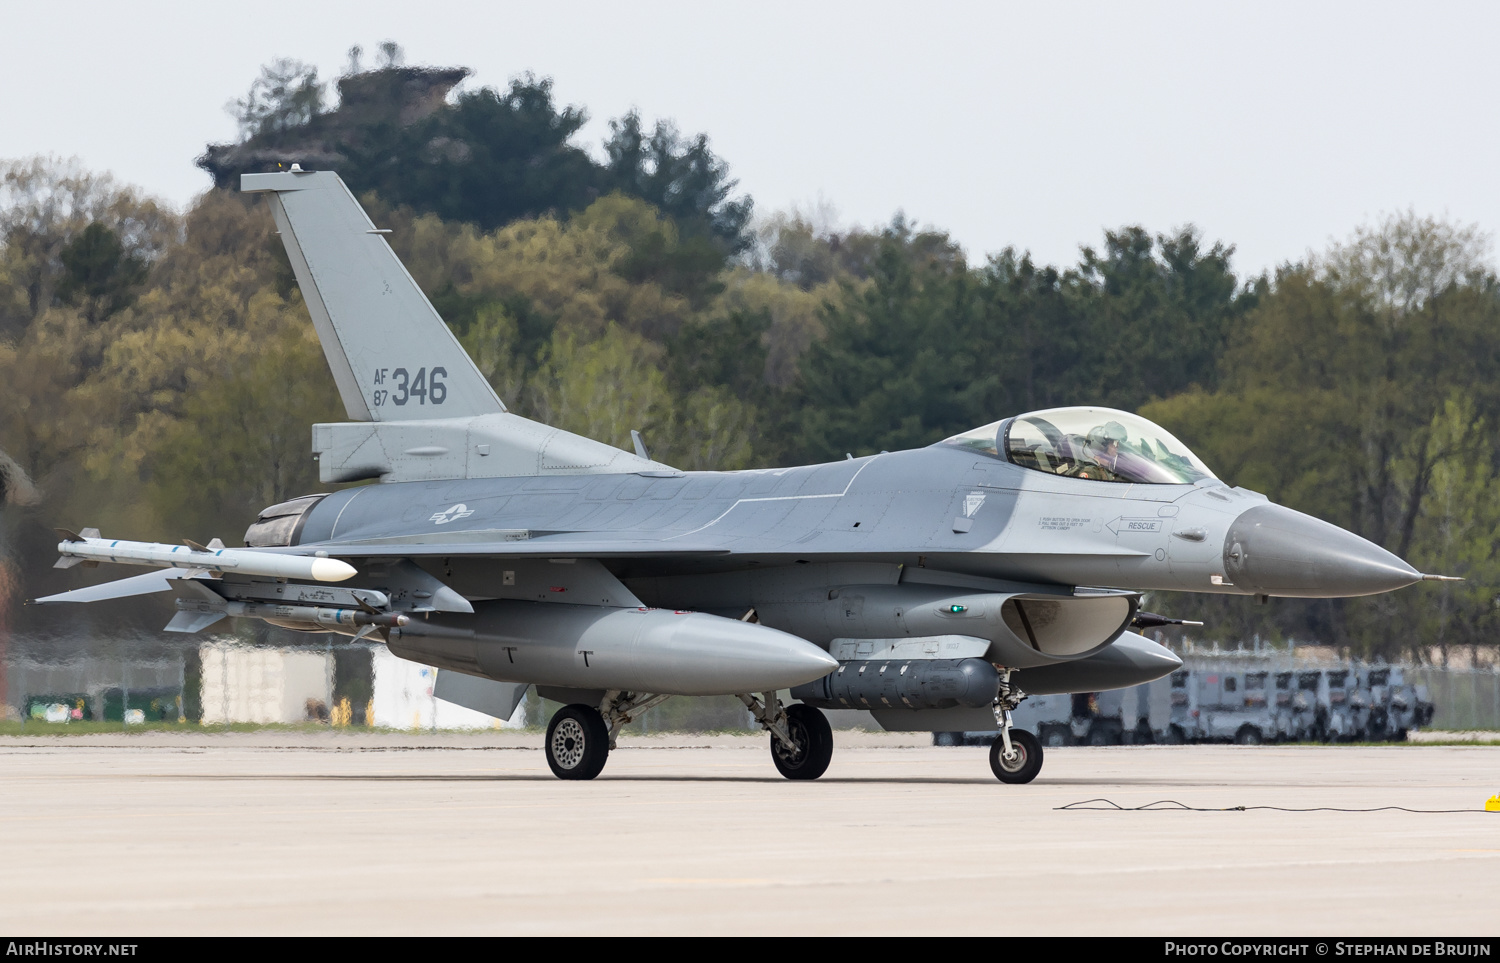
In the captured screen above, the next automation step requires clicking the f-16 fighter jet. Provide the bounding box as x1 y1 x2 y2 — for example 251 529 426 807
39 169 1443 783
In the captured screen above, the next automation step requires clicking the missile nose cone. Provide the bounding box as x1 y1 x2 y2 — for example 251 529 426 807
309 557 358 582
1223 504 1421 598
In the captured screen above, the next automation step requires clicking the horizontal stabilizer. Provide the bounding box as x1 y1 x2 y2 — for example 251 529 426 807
34 568 205 604
312 414 666 483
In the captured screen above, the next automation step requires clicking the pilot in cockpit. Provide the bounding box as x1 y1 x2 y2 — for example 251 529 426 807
942 407 1218 486
1070 421 1129 481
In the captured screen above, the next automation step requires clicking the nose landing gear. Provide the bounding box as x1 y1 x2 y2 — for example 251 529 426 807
990 669 1044 784
990 728 1043 783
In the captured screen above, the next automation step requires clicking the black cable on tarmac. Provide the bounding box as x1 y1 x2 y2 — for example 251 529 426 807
1057 798 1498 814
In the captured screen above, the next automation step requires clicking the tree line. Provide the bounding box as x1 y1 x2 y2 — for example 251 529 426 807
2 53 1497 661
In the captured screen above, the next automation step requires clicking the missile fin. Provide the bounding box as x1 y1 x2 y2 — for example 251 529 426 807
54 556 84 569
171 578 228 603
207 538 226 550
55 528 85 542
184 538 209 552
165 610 227 634
81 528 100 539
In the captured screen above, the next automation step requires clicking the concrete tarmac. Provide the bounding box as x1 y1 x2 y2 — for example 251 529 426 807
0 733 1496 936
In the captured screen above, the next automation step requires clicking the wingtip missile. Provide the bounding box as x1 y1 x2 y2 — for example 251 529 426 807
309 557 358 581
53 533 357 583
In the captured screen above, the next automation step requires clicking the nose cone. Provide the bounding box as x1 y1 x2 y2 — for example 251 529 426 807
1223 504 1421 598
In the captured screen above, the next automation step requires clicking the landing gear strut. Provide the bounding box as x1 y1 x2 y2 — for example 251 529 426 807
740 692 833 780
598 690 671 749
990 669 1043 784
544 690 670 780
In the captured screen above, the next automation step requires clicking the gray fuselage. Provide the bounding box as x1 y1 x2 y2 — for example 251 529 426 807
293 443 1373 602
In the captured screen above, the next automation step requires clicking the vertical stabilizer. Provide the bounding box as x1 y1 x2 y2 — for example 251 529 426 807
241 169 504 422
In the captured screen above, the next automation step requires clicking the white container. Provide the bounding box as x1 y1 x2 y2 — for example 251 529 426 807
199 641 333 724
370 647 518 730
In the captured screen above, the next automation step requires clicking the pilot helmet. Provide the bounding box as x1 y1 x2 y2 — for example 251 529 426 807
1086 421 1129 450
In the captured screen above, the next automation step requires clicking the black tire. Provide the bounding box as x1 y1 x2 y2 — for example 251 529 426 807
772 704 833 780
1162 725 1186 745
989 729 1044 784
545 704 610 780
1040 724 1073 748
1234 725 1263 745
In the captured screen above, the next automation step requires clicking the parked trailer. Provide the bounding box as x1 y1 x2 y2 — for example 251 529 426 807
933 655 1438 746
936 678 1176 747
1383 666 1435 738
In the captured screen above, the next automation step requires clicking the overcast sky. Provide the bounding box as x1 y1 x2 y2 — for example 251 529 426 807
3 0 1497 276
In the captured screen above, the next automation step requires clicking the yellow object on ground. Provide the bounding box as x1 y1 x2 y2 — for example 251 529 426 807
1486 795 1500 812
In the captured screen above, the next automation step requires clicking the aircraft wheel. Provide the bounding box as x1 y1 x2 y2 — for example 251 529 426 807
1234 725 1263 745
772 704 833 780
990 729 1044 784
546 704 610 780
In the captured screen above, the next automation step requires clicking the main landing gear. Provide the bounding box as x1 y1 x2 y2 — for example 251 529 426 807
545 704 609 780
740 692 833 780
990 669 1044 784
544 690 671 780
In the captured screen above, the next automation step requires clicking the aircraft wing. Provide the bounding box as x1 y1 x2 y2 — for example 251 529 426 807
34 567 206 603
304 534 733 558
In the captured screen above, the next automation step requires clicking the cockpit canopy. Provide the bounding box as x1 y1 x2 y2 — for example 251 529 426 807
941 406 1216 485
